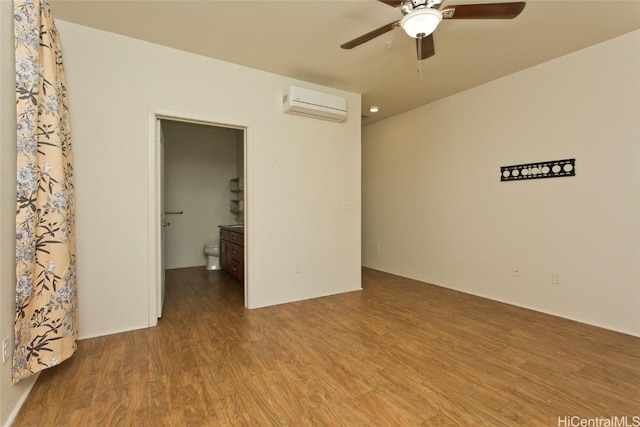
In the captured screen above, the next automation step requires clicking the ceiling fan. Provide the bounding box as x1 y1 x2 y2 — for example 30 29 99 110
341 0 526 61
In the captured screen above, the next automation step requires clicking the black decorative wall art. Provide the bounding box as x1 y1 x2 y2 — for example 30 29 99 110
501 159 575 182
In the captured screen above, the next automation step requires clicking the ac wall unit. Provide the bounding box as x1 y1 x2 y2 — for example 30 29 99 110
283 86 347 123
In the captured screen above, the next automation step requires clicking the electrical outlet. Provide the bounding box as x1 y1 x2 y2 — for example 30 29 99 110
376 244 381 253
295 264 301 274
553 272 562 285
2 337 8 364
513 266 522 277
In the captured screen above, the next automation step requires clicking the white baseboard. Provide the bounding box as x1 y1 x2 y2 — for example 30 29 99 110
3 372 39 427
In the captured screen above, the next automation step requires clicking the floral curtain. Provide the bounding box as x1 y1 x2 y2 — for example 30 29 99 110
13 0 77 384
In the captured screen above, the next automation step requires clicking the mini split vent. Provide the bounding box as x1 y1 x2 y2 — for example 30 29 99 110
283 86 347 123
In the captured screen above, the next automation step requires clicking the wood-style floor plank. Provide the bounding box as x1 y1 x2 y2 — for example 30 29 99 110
12 267 640 426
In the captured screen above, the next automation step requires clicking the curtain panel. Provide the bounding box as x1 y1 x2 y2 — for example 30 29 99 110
13 0 77 384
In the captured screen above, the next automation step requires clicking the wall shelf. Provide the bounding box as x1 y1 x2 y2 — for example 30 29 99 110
229 177 244 218
230 177 243 192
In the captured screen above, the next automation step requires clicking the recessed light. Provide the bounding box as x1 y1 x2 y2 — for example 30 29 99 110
369 106 379 113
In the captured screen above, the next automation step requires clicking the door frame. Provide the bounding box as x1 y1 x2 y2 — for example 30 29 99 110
146 108 250 325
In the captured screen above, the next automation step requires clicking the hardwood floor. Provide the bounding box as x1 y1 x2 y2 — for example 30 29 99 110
13 267 640 426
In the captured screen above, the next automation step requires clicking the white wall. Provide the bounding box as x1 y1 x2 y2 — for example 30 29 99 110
0 2 39 426
56 20 361 339
162 121 239 269
363 31 640 337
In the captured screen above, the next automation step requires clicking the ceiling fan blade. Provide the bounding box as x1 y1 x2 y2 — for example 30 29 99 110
416 34 435 60
441 2 525 19
340 21 399 49
377 0 404 7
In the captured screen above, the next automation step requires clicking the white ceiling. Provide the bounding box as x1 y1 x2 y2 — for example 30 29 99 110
50 0 640 124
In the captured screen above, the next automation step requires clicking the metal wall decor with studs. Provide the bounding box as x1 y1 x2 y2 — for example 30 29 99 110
500 158 575 182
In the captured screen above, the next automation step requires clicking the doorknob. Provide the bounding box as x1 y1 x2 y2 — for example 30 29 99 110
163 221 170 227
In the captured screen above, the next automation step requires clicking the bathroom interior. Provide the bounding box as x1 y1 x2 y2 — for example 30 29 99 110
161 119 244 278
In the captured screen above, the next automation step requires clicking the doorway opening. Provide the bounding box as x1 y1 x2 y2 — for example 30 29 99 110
147 111 248 324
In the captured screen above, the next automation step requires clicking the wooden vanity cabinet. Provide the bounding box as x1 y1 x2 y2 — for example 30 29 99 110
220 228 244 284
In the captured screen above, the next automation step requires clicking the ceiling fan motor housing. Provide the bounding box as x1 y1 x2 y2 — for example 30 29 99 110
406 0 443 11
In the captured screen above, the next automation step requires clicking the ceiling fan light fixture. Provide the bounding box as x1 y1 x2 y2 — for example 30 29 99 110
400 8 443 38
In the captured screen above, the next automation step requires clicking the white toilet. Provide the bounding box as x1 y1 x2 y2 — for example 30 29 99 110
203 243 221 270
